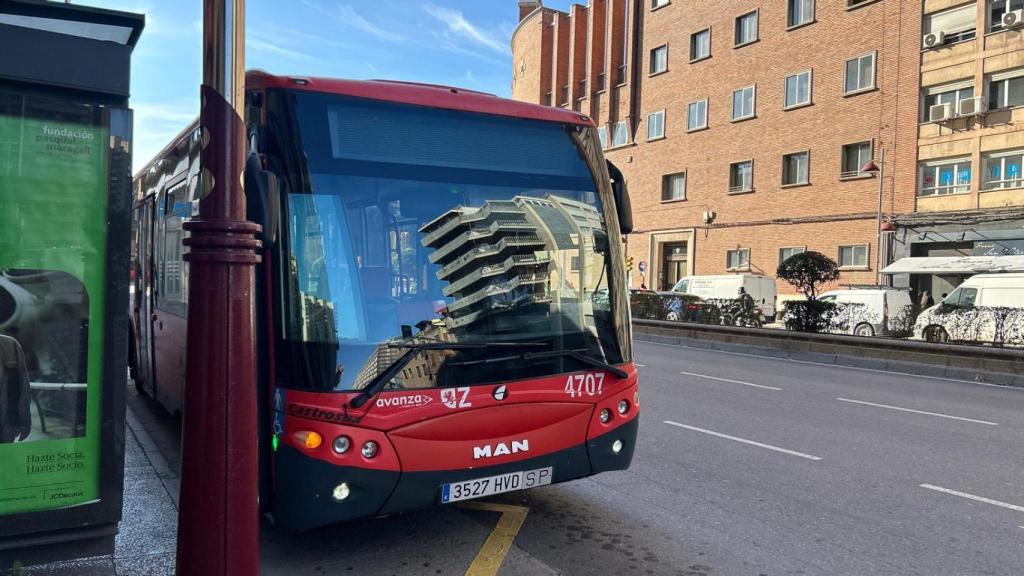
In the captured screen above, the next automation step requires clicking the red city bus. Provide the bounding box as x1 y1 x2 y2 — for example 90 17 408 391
130 71 637 531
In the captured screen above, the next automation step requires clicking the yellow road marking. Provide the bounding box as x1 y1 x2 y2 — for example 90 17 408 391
457 501 530 576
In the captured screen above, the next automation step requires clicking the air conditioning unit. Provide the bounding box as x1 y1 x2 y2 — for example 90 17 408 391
929 102 953 122
1003 9 1024 29
957 96 988 116
922 31 945 49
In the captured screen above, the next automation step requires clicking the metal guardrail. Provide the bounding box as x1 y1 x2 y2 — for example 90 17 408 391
632 318 1024 387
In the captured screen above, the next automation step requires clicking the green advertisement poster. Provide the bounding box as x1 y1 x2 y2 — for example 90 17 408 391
0 91 108 515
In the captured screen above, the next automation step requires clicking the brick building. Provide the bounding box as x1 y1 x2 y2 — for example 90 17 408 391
511 0 1024 300
511 0 922 295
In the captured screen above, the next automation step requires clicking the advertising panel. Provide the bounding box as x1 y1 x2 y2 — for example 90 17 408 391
0 90 107 515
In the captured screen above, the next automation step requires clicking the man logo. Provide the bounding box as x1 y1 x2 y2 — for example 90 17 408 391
473 440 529 460
493 385 508 401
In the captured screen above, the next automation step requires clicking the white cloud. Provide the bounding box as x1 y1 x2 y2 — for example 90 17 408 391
247 36 312 61
423 4 509 55
301 1 404 42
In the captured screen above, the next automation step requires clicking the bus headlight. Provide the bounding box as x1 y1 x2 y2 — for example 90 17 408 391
599 408 612 423
332 435 351 454
361 441 379 459
617 400 629 415
611 439 623 454
332 482 351 502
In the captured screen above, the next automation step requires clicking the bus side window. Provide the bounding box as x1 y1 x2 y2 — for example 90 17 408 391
156 182 190 317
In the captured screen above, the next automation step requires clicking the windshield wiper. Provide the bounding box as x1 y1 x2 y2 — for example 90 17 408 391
520 349 629 379
349 341 547 408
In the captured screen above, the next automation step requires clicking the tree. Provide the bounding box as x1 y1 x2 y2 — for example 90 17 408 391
776 251 839 301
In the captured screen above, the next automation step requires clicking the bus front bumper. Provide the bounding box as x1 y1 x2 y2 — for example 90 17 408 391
271 416 638 531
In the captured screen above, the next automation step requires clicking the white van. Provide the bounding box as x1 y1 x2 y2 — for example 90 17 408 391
818 287 914 337
671 274 778 319
915 273 1024 345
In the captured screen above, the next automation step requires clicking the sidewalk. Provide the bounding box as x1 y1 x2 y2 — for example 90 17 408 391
23 388 179 576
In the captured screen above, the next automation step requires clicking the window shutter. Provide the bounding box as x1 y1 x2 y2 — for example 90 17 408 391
924 5 976 35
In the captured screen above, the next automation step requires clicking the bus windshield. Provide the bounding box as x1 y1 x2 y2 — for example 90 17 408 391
273 90 625 392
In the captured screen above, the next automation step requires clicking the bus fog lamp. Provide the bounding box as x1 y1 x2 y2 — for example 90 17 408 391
599 408 612 423
618 400 629 415
332 482 351 502
332 435 351 454
611 439 623 454
361 441 379 458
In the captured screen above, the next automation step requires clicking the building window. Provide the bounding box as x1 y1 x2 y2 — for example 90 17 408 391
597 126 609 149
989 0 1024 32
779 246 806 265
611 120 629 147
687 98 708 131
662 172 687 201
847 0 874 7
650 44 668 75
919 158 972 196
690 28 711 61
841 141 873 178
923 82 974 120
731 85 756 121
647 110 666 140
988 69 1024 110
844 52 876 94
727 248 751 271
838 245 869 269
735 11 758 46
784 70 812 108
982 149 1023 191
788 0 814 27
923 5 977 47
782 151 810 185
729 160 754 193
652 0 670 8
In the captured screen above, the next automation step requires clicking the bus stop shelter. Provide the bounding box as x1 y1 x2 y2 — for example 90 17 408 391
0 0 143 567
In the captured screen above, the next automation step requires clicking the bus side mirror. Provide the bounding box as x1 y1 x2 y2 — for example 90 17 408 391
606 160 633 235
245 153 280 244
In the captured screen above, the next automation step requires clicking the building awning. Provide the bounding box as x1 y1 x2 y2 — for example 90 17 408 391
882 255 1024 275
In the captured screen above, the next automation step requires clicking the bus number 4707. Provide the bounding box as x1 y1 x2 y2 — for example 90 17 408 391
565 373 605 398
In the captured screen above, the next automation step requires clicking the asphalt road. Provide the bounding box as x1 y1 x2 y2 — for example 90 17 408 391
111 341 1024 576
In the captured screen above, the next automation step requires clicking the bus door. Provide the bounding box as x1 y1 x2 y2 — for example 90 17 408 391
134 196 156 396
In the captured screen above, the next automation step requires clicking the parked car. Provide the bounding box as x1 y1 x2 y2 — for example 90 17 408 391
818 287 914 337
629 289 720 324
915 273 1024 345
671 274 778 320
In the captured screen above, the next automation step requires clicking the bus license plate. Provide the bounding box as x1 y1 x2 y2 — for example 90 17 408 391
440 467 553 504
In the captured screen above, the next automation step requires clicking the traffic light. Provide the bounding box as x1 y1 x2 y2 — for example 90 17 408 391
625 255 634 272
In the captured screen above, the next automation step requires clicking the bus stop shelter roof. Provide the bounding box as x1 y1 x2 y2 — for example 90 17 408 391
0 0 144 47
882 256 1024 275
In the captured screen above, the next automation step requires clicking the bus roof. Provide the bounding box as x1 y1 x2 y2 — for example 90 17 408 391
246 70 594 128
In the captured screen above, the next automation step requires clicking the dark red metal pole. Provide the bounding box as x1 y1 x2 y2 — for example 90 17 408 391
177 0 261 574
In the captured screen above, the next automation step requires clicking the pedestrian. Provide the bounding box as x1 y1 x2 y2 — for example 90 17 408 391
0 333 32 443
919 290 934 308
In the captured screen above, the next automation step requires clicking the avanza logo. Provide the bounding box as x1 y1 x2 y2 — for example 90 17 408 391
472 440 529 460
375 394 433 409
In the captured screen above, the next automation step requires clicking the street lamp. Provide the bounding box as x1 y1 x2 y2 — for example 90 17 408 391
861 149 890 285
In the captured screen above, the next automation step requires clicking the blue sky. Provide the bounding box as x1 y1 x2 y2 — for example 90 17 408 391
73 0 578 171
